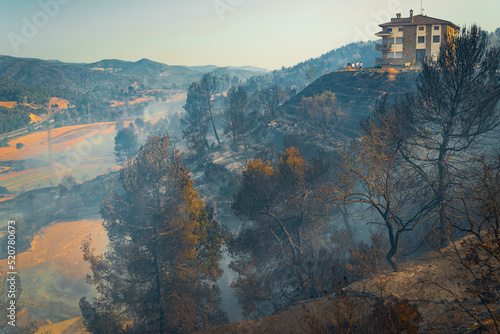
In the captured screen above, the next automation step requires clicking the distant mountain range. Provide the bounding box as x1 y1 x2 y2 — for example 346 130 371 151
0 55 270 93
189 65 269 74
86 58 269 77
0 41 380 94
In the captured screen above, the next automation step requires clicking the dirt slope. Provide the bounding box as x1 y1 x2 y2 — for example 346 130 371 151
283 69 418 136
198 239 498 334
36 316 88 334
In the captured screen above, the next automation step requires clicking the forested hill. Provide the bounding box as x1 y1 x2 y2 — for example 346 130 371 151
0 76 71 103
0 55 268 93
0 55 129 92
282 69 419 135
245 41 379 90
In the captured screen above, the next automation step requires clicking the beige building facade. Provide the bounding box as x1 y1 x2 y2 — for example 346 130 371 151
375 10 459 69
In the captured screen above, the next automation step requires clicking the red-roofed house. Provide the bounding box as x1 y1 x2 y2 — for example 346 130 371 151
375 10 459 69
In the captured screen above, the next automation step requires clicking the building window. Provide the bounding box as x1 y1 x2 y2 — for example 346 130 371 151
433 35 440 43
434 26 440 30
387 28 393 32
387 52 395 59
418 36 425 43
419 26 425 31
395 52 403 59
387 37 395 45
396 37 403 44
398 28 403 32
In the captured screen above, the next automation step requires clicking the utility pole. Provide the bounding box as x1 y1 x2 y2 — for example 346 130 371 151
47 123 56 185
88 101 91 124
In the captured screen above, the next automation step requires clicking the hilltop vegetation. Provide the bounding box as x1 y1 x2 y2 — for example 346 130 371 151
245 41 378 91
0 76 76 133
0 76 71 104
0 55 267 93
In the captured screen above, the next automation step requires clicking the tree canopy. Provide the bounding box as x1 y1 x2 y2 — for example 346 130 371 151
230 147 336 316
82 134 227 333
404 24 500 244
113 126 138 165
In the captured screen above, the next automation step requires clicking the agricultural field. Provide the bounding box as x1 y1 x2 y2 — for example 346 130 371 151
0 122 118 193
0 219 108 327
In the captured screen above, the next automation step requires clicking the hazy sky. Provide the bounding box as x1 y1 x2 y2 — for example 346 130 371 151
1 0 498 70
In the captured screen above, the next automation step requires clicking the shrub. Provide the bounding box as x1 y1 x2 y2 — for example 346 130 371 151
304 286 422 334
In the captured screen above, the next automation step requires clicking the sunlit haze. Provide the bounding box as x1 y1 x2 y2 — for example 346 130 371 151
1 0 499 70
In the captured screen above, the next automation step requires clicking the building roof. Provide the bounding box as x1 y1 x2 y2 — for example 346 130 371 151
379 14 460 30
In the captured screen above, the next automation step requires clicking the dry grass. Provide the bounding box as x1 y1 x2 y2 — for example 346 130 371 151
24 103 41 109
0 122 116 191
36 316 86 334
0 168 52 189
386 68 401 74
0 195 14 202
165 92 186 102
110 100 125 107
0 220 108 330
128 97 153 105
0 122 116 161
29 113 44 124
0 101 17 108
1 219 106 274
48 97 71 109
198 238 499 334
110 96 155 108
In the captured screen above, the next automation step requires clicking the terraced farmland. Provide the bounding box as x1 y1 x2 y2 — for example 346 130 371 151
0 122 117 192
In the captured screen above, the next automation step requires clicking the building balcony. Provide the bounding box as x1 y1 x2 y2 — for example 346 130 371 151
375 43 393 51
375 30 393 37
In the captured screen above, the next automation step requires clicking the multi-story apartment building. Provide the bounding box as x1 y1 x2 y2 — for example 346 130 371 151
375 10 459 69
